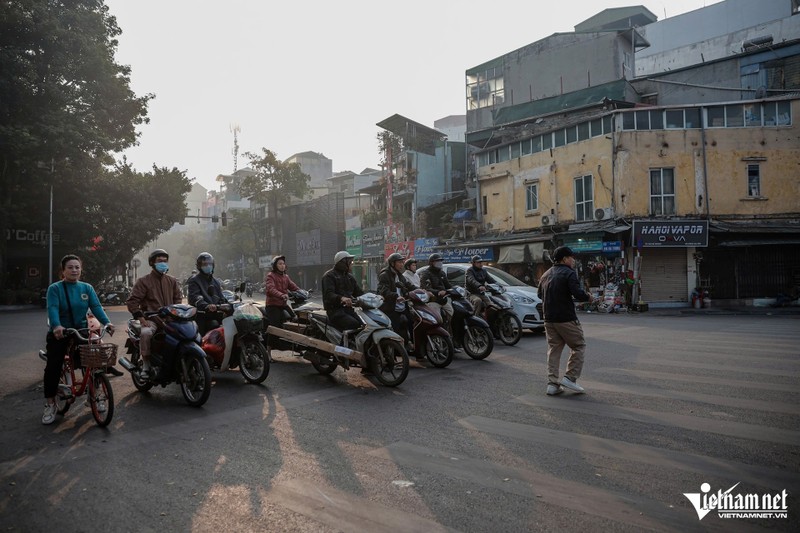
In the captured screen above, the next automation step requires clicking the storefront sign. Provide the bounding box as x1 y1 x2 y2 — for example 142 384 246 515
632 220 709 248
562 238 603 253
361 226 385 257
296 229 321 266
384 241 415 260
346 228 362 257
413 238 439 260
602 241 623 253
439 246 494 263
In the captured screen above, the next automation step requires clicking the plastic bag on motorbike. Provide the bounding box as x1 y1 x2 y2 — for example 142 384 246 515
201 328 225 366
233 302 263 335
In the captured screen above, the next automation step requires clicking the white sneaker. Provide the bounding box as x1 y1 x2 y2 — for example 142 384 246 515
42 403 57 425
546 384 564 396
560 377 585 393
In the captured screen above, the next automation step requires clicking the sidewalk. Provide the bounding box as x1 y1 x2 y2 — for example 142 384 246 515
620 305 800 317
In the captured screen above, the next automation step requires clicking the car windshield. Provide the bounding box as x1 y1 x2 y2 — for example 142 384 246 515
484 266 528 286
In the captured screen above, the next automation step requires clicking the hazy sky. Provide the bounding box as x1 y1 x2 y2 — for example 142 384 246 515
105 0 719 192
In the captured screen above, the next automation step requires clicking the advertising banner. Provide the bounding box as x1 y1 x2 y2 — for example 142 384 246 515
361 226 385 257
384 223 405 244
346 228 362 257
632 220 709 248
413 238 439 261
384 241 415 260
296 229 321 266
439 246 494 263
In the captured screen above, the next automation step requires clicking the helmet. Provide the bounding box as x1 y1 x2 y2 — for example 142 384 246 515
404 258 417 270
271 255 286 271
428 253 443 265
333 250 355 264
148 249 169 267
386 252 404 267
470 255 483 264
196 252 214 271
552 246 575 262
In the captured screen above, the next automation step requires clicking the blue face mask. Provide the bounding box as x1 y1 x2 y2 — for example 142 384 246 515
154 262 169 274
200 265 213 275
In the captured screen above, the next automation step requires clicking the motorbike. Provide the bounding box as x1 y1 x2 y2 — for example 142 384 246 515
406 288 454 368
118 304 212 406
302 293 409 387
258 289 319 351
446 286 494 359
481 283 523 346
198 301 270 385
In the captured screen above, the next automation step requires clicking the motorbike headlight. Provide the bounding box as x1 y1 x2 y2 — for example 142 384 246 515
510 294 535 304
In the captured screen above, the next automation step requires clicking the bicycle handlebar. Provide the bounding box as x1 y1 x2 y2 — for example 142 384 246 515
64 324 114 342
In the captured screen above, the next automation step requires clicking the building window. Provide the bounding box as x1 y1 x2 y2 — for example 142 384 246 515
481 195 488 215
747 164 761 197
665 109 684 128
525 183 539 212
650 168 676 215
574 175 593 222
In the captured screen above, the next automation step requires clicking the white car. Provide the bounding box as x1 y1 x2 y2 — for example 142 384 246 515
417 263 544 332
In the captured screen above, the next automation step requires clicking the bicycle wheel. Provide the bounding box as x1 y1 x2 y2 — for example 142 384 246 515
54 369 72 415
89 371 114 427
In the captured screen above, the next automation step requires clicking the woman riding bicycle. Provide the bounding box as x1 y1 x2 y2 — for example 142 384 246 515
42 254 114 425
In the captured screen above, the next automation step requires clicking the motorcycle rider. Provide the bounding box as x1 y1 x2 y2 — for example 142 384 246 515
403 258 420 288
126 249 183 381
419 253 459 351
264 254 300 329
187 252 227 334
321 251 364 344
377 253 416 350
465 255 498 317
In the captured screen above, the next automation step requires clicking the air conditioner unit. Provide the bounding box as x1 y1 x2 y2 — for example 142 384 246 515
594 207 614 221
541 214 557 226
462 197 477 209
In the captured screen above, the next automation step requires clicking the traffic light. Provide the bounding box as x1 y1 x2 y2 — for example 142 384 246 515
221 211 227 226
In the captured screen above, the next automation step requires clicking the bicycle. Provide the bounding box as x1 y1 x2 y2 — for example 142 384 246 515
39 325 117 427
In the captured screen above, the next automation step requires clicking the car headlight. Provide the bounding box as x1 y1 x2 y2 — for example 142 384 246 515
510 294 535 304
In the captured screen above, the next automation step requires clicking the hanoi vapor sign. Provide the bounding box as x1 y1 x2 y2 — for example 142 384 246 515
632 220 709 248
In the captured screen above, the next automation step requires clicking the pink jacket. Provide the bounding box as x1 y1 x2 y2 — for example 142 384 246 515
265 271 299 307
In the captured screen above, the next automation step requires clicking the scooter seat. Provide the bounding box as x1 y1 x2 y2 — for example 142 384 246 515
311 312 330 325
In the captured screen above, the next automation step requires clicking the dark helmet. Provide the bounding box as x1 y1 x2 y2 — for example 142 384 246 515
470 255 483 265
271 254 286 271
428 253 443 265
386 252 404 267
404 257 417 270
148 248 169 267
196 252 214 271
552 246 575 262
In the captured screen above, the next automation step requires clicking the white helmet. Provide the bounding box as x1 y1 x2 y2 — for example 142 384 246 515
333 250 355 264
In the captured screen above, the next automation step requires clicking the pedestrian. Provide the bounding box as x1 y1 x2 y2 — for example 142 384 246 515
538 246 593 395
42 254 114 425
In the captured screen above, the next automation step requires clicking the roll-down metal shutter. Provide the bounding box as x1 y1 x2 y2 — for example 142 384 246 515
639 248 688 303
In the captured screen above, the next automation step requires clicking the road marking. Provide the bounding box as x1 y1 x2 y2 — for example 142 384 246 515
622 358 800 379
513 393 800 445
458 416 800 489
598 368 800 393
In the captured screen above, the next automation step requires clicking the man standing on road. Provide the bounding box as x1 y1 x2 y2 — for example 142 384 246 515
539 246 593 395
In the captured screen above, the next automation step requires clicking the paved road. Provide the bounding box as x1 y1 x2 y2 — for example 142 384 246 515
0 308 798 532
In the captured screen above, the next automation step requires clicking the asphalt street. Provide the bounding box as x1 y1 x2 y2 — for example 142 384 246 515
0 306 798 532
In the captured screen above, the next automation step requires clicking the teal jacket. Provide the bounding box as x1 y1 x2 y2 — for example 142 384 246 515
46 280 110 332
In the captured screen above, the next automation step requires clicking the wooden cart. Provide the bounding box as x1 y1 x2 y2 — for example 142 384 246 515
265 325 366 371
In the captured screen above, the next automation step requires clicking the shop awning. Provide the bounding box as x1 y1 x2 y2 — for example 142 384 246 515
497 242 544 264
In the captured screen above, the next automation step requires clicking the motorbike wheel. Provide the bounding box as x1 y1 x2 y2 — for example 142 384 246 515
463 326 494 360
497 312 522 346
309 351 338 375
238 340 270 384
55 369 72 415
370 339 409 387
89 371 114 427
423 334 454 368
180 355 212 407
130 350 154 392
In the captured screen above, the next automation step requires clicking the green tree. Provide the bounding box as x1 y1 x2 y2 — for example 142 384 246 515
238 149 311 254
0 0 151 287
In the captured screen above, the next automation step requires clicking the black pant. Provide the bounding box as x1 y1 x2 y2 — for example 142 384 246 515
328 307 361 331
385 308 411 343
43 333 73 398
265 305 289 329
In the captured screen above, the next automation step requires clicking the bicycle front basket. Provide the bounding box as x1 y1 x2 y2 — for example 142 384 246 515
78 343 118 367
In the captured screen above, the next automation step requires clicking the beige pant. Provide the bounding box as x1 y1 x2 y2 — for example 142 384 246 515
140 324 155 359
545 320 586 384
428 300 453 324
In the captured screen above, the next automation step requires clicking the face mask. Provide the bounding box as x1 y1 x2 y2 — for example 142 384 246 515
433 261 443 269
154 262 169 274
200 265 213 275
